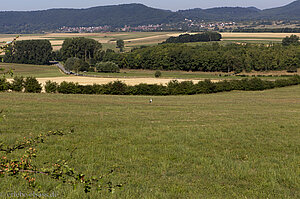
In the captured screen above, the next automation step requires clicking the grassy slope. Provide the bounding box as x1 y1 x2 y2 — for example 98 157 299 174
0 63 65 78
0 86 299 198
1 62 297 80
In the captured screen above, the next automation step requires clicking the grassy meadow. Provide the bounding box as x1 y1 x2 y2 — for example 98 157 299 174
0 85 299 198
0 63 65 78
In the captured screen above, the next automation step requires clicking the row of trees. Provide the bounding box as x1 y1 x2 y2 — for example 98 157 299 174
100 42 300 72
2 35 300 73
0 76 42 93
1 75 299 95
3 40 52 65
163 32 222 43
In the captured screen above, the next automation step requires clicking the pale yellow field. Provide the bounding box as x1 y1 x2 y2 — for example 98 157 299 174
0 32 186 51
36 76 218 86
7 76 219 88
221 32 300 38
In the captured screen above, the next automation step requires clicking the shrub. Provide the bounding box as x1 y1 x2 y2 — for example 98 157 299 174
45 81 58 93
195 79 216 94
64 57 90 72
0 77 9 91
57 81 80 94
24 77 42 93
103 81 127 95
287 67 298 73
155 71 162 78
11 76 24 92
96 62 120 73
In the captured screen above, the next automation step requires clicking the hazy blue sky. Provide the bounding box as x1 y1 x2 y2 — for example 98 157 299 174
0 0 295 11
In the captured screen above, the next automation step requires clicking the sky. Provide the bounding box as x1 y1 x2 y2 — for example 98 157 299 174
0 0 296 11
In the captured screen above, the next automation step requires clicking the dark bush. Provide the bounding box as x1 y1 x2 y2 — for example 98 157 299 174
96 62 120 73
57 81 80 94
155 71 162 78
24 77 42 93
64 57 90 72
195 79 216 94
11 76 24 92
0 77 9 91
102 81 127 95
45 81 58 93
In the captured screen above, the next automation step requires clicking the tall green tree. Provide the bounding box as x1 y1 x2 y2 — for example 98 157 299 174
116 39 125 52
61 37 102 61
282 35 300 46
4 40 52 65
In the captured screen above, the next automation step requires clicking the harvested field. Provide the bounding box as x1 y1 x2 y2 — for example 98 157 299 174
221 32 300 38
1 32 295 52
32 76 220 86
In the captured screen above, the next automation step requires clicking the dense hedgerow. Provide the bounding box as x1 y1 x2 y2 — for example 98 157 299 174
1 76 300 95
54 75 300 95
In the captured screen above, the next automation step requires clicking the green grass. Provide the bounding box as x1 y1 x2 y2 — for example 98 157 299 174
82 69 225 79
0 63 65 78
0 85 299 198
81 69 292 80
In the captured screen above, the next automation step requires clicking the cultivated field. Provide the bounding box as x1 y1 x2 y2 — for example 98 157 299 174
1 32 297 52
0 32 183 52
1 85 299 198
2 62 299 86
221 32 300 43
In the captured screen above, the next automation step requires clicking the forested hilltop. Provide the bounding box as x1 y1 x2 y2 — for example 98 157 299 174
0 4 183 33
1 1 300 33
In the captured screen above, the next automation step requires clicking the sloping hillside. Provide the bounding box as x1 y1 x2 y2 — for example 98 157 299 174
0 3 183 33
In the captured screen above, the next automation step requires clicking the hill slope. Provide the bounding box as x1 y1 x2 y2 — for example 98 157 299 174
259 0 300 20
1 1 300 33
179 7 260 21
0 3 183 33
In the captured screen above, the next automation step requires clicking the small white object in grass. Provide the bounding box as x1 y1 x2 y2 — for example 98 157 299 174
149 99 153 103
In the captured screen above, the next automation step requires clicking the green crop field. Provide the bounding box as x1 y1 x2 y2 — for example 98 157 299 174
0 85 299 198
0 63 65 78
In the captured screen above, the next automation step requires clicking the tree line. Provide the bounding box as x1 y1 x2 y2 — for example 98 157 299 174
3 40 52 65
162 32 222 43
103 42 300 73
1 75 299 95
2 35 300 73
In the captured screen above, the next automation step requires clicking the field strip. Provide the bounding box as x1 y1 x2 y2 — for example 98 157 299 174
222 38 282 41
221 33 300 38
7 76 220 86
123 33 184 42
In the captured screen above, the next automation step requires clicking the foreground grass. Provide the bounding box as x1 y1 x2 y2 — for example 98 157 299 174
0 63 65 78
0 86 300 198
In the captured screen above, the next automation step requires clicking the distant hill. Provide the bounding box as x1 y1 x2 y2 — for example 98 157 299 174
259 0 300 20
1 1 300 33
178 7 261 21
180 1 300 21
0 3 183 33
